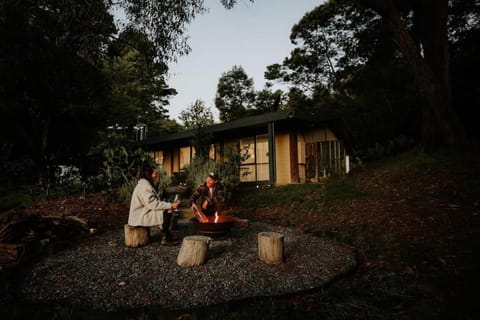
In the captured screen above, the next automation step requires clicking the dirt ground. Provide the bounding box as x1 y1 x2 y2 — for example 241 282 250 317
230 155 480 319
5 149 480 319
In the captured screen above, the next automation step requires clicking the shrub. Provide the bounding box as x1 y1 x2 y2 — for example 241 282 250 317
183 158 217 192
183 146 246 201
86 146 159 200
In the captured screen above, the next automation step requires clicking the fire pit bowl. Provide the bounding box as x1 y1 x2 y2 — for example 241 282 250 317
192 216 236 237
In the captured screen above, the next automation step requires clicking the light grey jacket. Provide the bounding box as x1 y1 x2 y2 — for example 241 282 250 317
128 178 172 227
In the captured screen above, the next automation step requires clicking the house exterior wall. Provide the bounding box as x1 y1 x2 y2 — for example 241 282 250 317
303 127 337 142
301 127 346 180
149 125 347 186
152 151 164 170
164 150 173 176
297 134 306 183
275 132 291 186
172 148 180 173
255 135 269 182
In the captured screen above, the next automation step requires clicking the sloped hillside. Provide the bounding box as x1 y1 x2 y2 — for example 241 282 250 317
230 146 480 319
1 146 479 319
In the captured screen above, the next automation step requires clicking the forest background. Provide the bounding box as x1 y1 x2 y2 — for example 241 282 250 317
0 0 478 192
1 2 479 318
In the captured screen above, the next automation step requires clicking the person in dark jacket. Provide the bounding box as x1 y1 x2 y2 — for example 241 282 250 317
190 172 225 217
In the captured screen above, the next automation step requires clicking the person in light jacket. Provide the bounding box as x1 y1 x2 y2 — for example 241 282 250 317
128 164 179 245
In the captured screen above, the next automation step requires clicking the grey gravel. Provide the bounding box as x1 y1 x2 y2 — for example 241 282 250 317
19 220 356 311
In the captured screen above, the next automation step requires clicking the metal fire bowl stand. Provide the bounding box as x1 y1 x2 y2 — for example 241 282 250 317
191 216 236 237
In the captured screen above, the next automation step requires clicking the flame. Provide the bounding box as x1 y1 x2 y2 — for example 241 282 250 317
214 212 219 223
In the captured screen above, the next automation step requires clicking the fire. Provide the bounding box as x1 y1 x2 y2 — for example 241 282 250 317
214 212 219 223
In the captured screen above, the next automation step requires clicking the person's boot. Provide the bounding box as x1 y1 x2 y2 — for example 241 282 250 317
160 231 176 246
169 212 179 230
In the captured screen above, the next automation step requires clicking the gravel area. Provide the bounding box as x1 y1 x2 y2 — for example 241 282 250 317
19 219 356 312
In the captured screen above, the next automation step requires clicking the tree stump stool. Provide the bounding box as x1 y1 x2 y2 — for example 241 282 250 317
124 225 150 248
176 235 212 267
258 231 285 265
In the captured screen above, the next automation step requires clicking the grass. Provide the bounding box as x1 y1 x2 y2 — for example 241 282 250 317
228 144 480 319
233 177 366 211
322 177 367 206
0 180 88 213
1 144 479 319
0 186 37 212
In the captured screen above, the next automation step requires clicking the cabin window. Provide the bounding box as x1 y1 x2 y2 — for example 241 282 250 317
153 151 164 167
239 135 269 183
317 140 346 178
256 135 269 181
240 138 255 164
239 137 255 182
179 146 192 170
209 144 217 160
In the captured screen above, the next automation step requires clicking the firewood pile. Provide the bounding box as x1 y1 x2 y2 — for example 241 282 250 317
0 208 89 266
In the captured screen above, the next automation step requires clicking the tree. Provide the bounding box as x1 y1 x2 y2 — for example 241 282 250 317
0 0 116 184
148 117 184 138
265 0 421 150
101 27 177 137
215 65 256 122
117 0 206 62
178 99 214 163
253 83 285 114
0 0 207 184
448 0 480 139
219 0 254 9
355 0 465 147
265 1 379 93
179 99 215 129
284 87 314 112
265 0 476 149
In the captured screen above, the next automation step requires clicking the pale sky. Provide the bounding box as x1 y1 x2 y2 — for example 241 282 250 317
166 0 322 123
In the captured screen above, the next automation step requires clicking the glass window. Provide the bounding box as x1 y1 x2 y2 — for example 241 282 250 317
209 144 216 160
179 146 191 170
238 135 270 183
240 165 256 182
153 151 164 167
240 137 255 164
256 135 269 163
256 163 269 181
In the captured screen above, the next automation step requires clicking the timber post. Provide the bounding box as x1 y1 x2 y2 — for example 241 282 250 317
124 225 150 248
177 235 212 267
258 231 284 265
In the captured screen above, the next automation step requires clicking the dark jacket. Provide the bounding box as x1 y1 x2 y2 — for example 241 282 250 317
190 182 225 216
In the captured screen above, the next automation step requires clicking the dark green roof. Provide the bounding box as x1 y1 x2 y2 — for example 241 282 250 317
140 109 351 149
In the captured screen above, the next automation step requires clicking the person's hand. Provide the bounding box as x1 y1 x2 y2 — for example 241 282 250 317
171 202 180 210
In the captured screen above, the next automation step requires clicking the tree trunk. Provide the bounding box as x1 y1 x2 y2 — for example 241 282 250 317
357 0 465 148
124 225 151 248
37 111 52 186
258 232 284 265
177 235 212 266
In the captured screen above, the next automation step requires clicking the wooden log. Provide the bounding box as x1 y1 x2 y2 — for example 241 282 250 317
0 223 13 242
176 235 212 267
124 225 150 248
0 243 25 264
65 216 89 230
232 218 249 228
258 232 284 265
191 204 209 223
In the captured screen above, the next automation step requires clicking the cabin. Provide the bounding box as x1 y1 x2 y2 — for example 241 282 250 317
140 110 352 186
